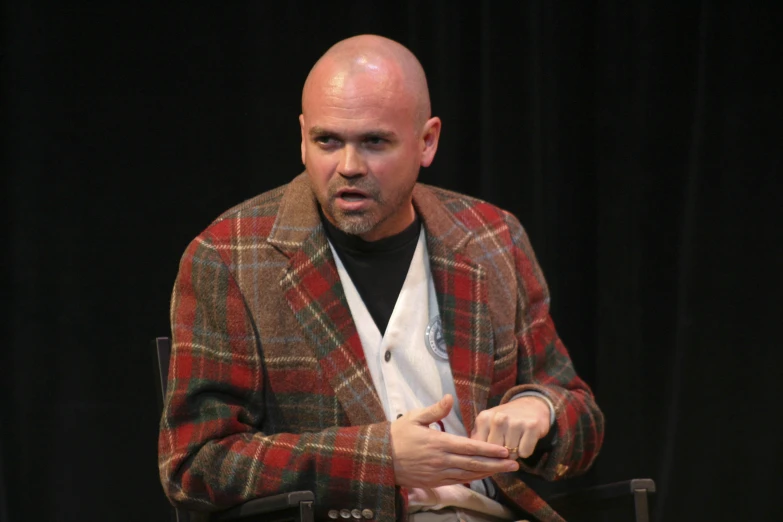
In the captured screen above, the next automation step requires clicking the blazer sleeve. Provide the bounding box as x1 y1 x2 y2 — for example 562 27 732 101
498 212 605 481
158 233 398 520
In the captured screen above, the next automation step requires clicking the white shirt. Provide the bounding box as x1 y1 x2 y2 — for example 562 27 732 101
329 229 516 519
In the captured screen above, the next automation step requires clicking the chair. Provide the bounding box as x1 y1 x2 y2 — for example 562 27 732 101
154 337 655 522
546 478 656 521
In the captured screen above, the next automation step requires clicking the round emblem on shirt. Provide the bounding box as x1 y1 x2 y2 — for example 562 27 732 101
425 316 449 360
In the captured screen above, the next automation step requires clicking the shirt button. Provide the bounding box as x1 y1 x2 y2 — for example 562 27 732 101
340 509 351 518
361 509 374 519
351 509 362 519
384 350 391 362
328 510 339 519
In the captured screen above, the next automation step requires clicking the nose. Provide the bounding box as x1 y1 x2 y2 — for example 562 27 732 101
337 145 367 178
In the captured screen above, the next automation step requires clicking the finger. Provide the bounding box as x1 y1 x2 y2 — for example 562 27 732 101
501 421 524 458
439 431 509 459
486 412 509 447
518 427 540 459
433 463 520 486
470 415 490 443
445 454 520 475
410 394 453 426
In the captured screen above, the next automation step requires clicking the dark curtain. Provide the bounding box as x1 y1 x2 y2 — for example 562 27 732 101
2 2 780 521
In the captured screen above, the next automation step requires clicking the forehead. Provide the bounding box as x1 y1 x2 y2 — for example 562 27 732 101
303 70 417 128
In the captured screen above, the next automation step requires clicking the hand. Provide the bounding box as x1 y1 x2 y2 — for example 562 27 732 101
470 396 551 459
390 395 519 488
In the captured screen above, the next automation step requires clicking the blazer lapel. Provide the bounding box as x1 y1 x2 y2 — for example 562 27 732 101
269 174 386 426
414 185 494 436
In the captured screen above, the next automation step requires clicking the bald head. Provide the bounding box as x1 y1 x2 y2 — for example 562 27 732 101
302 35 431 126
298 35 442 241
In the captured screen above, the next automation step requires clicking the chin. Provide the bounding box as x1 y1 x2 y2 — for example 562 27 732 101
335 217 377 236
325 204 375 236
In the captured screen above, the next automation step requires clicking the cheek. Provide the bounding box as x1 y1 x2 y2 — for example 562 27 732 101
373 152 419 186
367 150 414 178
304 149 335 179
304 152 337 200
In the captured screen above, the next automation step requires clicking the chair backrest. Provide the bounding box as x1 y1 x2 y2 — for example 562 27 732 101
154 337 172 413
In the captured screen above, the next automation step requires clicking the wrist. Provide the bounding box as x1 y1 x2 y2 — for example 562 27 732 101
510 391 556 427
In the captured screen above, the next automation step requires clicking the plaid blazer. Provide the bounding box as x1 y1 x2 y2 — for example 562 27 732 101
159 173 604 522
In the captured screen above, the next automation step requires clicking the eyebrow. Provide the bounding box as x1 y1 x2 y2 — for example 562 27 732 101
308 127 397 140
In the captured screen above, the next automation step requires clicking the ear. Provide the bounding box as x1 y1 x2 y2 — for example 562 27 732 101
299 114 307 166
419 117 441 168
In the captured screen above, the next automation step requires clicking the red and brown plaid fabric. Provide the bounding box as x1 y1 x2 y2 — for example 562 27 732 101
159 173 604 522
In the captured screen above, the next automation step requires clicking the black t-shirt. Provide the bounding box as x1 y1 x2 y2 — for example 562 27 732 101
321 211 421 336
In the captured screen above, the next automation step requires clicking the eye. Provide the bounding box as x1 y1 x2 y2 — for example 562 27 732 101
364 136 388 148
314 136 340 148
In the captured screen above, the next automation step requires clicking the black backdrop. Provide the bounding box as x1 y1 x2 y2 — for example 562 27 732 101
2 2 781 521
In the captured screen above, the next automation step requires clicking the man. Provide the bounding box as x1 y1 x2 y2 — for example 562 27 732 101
159 35 604 522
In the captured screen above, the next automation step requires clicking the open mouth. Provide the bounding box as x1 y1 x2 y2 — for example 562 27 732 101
335 188 371 202
339 193 367 202
334 188 372 211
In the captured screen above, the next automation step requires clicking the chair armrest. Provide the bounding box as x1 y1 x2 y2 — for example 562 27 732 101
212 491 315 521
546 478 655 521
547 478 655 504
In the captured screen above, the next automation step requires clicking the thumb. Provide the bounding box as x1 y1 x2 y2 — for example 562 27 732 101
411 394 453 425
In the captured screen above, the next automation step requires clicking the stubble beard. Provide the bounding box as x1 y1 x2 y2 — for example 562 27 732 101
324 186 385 236
329 207 379 236
323 176 415 237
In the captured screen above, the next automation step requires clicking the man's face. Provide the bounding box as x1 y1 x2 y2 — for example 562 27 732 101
300 70 438 241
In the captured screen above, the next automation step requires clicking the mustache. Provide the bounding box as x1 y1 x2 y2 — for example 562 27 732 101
327 179 382 201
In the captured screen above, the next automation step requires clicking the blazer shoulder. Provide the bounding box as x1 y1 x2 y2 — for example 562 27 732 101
213 183 288 224
198 183 290 243
420 183 522 236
